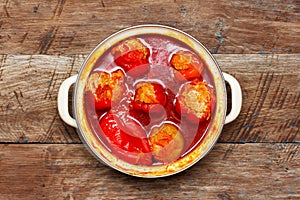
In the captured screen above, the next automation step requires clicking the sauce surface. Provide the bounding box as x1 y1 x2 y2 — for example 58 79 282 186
84 34 216 166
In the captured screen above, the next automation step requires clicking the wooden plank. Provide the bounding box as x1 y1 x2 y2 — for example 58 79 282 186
215 54 300 143
0 54 299 143
0 54 84 143
0 143 298 199
0 0 299 54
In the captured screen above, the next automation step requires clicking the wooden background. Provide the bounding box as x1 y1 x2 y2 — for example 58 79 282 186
0 0 299 199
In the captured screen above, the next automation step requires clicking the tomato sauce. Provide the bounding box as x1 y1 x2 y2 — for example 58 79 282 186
84 34 216 166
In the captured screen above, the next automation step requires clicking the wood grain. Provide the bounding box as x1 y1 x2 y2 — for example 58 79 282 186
0 0 299 55
0 1 298 199
0 143 298 199
0 54 299 143
215 54 300 143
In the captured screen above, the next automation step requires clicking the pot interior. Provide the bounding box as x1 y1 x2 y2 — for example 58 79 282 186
74 25 226 177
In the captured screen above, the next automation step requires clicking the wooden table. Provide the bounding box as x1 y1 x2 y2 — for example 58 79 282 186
0 0 299 199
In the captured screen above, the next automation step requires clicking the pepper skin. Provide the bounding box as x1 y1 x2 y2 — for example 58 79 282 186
132 82 167 113
170 50 203 81
111 38 150 77
99 112 152 165
85 69 125 111
175 80 213 123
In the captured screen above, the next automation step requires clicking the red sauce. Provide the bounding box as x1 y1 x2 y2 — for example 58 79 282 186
84 34 216 166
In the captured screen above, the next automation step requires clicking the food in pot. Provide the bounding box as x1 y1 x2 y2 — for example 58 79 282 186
175 80 214 123
85 69 125 111
131 81 167 113
99 112 152 165
149 123 184 163
84 34 216 166
111 38 150 77
170 50 204 81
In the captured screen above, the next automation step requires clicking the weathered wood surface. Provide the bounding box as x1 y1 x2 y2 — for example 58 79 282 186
0 54 299 143
0 143 298 199
0 0 299 55
0 0 299 199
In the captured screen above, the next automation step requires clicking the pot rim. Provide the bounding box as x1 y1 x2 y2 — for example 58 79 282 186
73 24 227 178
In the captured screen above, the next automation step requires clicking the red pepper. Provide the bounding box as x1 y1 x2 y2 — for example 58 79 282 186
85 69 125 111
175 80 214 123
111 38 150 77
149 123 184 164
99 112 152 165
132 82 167 113
170 50 204 81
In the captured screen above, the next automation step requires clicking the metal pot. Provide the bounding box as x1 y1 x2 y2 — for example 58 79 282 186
57 25 242 178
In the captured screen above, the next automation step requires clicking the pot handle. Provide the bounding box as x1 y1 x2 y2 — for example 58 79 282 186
223 73 242 124
57 75 78 128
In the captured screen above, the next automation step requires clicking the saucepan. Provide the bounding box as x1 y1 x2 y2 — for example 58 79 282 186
57 25 242 178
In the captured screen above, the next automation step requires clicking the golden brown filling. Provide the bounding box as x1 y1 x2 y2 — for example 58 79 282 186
135 83 159 104
86 70 124 101
150 123 184 163
180 82 211 120
170 51 196 71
